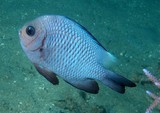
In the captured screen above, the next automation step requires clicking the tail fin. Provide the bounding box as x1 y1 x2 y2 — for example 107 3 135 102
101 70 136 94
97 49 117 68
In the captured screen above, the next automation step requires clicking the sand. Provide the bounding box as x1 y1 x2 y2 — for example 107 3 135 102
0 0 160 113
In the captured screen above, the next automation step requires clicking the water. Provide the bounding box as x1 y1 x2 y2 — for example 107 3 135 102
0 0 160 113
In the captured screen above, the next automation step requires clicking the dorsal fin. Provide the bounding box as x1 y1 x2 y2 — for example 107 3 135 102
64 16 107 51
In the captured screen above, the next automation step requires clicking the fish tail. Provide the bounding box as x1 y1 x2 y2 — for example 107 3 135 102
100 70 136 94
97 49 117 68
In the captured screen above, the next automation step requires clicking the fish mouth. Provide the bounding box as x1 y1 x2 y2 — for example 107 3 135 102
18 29 22 38
18 30 21 35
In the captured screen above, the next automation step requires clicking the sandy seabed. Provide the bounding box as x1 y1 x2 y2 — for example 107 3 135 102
0 0 160 113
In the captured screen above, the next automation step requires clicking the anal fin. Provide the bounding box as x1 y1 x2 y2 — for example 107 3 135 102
65 79 99 94
34 64 59 85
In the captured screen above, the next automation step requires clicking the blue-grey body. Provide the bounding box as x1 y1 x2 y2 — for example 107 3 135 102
19 15 136 94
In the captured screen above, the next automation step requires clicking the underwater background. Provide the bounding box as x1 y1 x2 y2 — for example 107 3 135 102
0 0 160 113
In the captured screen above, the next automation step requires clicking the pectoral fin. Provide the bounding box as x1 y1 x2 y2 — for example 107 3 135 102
34 64 59 85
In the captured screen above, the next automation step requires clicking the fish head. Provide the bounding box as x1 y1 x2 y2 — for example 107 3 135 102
19 17 46 51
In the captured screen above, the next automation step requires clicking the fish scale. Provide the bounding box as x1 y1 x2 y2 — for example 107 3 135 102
19 15 136 94
47 27 95 80
47 21 87 70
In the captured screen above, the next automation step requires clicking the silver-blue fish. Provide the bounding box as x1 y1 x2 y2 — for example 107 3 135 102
19 15 136 94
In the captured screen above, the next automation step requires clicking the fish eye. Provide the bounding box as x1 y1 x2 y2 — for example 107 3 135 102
26 26 35 36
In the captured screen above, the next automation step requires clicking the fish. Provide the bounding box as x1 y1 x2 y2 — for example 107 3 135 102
18 15 136 94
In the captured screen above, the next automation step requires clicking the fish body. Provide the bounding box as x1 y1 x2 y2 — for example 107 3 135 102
19 15 136 94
